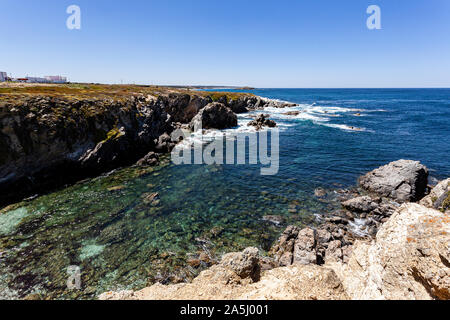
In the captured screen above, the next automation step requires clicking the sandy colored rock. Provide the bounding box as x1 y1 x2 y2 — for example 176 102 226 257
99 263 348 300
329 203 450 300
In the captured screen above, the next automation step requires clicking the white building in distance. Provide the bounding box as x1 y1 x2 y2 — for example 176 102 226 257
45 76 67 83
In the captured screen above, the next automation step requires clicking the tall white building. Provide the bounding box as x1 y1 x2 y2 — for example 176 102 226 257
0 72 7 82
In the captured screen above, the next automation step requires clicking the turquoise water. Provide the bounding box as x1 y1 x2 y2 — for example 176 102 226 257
0 89 449 299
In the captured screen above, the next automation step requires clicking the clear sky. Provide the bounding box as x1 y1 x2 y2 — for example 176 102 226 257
1 0 449 87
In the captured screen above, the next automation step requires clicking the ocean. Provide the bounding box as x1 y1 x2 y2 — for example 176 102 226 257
0 88 449 299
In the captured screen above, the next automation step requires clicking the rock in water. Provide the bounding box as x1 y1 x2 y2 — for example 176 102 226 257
189 102 238 131
247 114 277 130
341 196 379 213
358 160 429 202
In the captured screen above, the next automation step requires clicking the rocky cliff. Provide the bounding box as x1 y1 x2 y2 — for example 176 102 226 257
0 84 288 207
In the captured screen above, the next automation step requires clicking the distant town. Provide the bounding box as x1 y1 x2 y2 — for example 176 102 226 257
0 71 67 84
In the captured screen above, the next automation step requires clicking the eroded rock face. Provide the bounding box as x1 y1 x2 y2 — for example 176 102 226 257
358 160 429 202
189 102 238 131
99 248 348 300
161 94 212 123
0 95 173 206
330 203 450 300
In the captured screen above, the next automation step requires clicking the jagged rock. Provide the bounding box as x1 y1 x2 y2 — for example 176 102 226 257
247 114 277 130
329 203 450 300
155 133 174 152
0 94 173 206
358 160 429 202
342 196 379 213
189 102 238 131
420 178 450 213
228 97 250 114
99 248 348 300
161 94 212 123
293 228 318 265
269 225 300 266
325 240 343 263
136 152 159 166
220 247 261 281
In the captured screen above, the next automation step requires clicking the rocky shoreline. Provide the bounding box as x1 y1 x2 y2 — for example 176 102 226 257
100 160 449 300
0 85 292 207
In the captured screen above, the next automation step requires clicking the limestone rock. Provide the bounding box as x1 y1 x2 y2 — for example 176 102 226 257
330 203 450 300
358 160 429 202
99 249 348 300
293 228 318 265
220 247 261 281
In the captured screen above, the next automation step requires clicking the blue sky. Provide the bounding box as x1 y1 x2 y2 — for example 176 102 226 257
1 0 449 87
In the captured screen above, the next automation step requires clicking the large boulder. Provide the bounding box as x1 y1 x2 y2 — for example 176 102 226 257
329 203 450 300
359 160 429 202
189 102 238 131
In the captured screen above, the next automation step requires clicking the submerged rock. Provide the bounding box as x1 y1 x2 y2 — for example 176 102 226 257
262 215 285 226
359 160 429 202
142 192 160 206
189 102 238 131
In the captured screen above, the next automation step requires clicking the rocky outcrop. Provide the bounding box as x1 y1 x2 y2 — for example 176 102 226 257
359 160 429 202
329 203 450 300
342 196 379 213
99 247 348 300
189 102 238 131
247 114 277 130
269 224 353 267
0 95 173 206
136 151 159 166
160 93 212 123
420 178 450 213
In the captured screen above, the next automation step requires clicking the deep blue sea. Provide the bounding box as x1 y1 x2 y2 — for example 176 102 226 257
0 88 449 299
